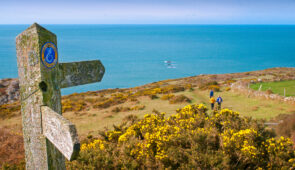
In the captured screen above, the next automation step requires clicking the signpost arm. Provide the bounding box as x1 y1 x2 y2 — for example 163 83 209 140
59 60 105 89
41 106 80 161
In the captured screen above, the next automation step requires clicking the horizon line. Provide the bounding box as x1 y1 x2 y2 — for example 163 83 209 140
1 23 295 26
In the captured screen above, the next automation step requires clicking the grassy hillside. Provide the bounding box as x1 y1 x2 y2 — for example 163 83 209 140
250 80 295 97
1 67 295 138
1 67 295 167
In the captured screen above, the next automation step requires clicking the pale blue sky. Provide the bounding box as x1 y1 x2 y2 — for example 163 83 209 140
0 0 295 24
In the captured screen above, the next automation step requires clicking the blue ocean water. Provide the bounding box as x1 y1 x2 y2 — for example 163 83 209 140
0 25 295 95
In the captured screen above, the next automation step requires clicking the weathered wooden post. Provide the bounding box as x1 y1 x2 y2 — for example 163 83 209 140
16 23 105 169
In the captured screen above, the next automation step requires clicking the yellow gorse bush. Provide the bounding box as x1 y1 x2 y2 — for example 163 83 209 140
222 128 259 160
81 139 105 151
68 104 295 169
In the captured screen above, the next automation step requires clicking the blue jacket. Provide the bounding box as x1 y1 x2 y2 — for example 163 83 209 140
210 90 214 97
217 97 223 103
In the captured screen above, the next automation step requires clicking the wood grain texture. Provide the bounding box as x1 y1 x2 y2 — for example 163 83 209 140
41 106 80 161
59 60 105 89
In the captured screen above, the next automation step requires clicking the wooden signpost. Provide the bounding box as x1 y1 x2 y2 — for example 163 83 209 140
16 23 105 169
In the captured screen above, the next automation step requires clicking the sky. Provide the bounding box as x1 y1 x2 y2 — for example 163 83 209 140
0 0 295 24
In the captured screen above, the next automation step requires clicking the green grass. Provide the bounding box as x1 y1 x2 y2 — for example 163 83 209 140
185 89 295 120
250 80 295 97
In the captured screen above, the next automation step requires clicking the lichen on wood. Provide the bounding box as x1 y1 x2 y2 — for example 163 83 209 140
59 60 105 89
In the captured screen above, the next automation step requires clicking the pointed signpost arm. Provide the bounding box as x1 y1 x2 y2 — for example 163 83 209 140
41 106 80 161
59 60 105 89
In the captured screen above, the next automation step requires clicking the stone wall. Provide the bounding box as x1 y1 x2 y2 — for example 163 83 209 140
231 81 295 104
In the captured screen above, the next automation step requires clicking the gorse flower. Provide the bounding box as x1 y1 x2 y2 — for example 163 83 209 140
81 139 105 151
69 104 295 170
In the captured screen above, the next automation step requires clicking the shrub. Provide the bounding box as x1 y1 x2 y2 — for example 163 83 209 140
131 105 145 111
149 94 158 100
67 104 295 169
199 81 220 92
208 85 220 92
224 79 237 85
62 99 87 113
1 162 25 170
160 94 175 100
112 105 145 113
161 85 185 93
84 97 107 104
122 114 139 125
93 96 128 109
129 97 139 102
266 89 273 94
111 107 124 113
0 128 25 168
206 81 219 86
169 95 191 104
0 102 20 119
184 84 193 91
275 113 295 140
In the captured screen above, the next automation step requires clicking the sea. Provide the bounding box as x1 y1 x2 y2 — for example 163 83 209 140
0 25 295 95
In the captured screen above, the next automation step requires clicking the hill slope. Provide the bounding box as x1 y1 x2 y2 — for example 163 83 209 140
0 67 294 138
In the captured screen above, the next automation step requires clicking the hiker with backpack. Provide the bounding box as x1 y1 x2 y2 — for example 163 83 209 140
216 95 223 110
210 96 215 110
209 90 214 98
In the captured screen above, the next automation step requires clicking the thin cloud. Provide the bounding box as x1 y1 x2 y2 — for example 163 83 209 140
0 0 294 24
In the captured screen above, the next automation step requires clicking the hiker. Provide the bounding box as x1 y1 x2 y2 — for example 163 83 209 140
210 96 215 110
216 95 223 110
210 90 214 98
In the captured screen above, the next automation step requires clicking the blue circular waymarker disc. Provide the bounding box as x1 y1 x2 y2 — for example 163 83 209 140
44 47 55 64
41 42 58 69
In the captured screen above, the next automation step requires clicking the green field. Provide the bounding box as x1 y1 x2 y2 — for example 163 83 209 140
250 80 295 97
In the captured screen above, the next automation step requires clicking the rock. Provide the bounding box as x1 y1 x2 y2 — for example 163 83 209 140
0 78 20 105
